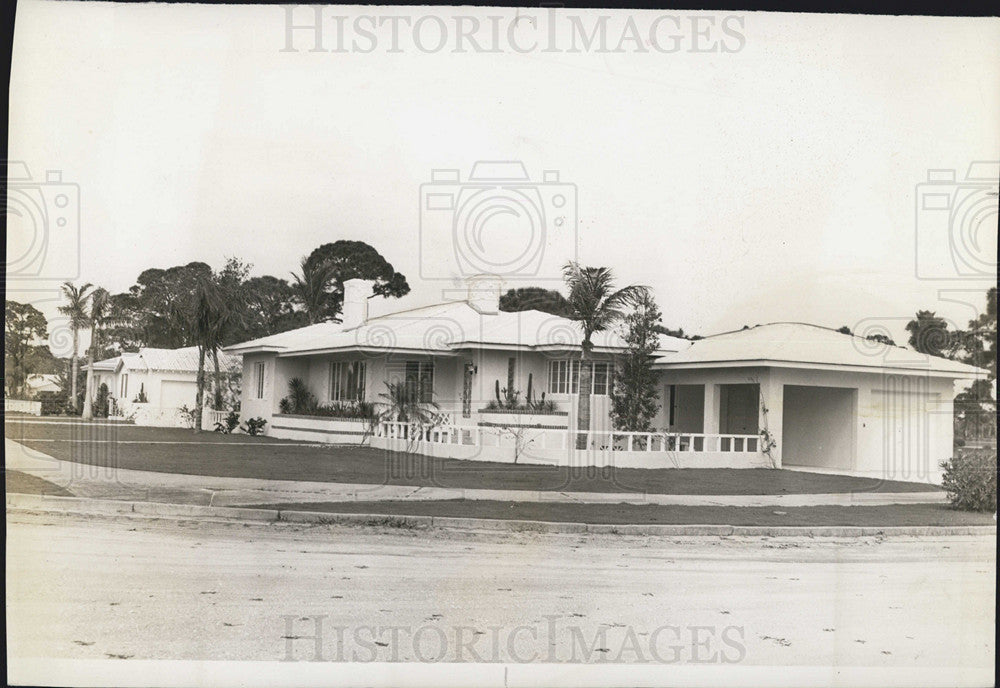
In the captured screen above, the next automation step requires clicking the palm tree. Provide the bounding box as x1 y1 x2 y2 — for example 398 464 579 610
81 288 112 421
377 380 440 425
172 273 245 433
58 281 93 414
562 262 647 450
290 256 336 324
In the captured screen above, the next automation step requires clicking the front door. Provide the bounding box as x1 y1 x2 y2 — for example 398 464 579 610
462 363 474 418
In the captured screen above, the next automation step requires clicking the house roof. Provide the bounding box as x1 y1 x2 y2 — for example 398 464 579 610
225 301 690 357
654 322 986 378
85 347 242 374
88 356 120 371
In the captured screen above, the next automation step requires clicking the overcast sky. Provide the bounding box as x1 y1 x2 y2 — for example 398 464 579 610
8 2 999 353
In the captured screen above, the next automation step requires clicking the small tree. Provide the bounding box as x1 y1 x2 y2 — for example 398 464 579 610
5 300 49 397
611 292 662 432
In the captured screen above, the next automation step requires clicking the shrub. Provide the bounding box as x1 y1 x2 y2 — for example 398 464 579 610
283 377 317 415
177 405 200 429
941 450 997 512
214 410 241 434
305 401 377 420
241 417 267 436
483 383 556 414
36 390 71 416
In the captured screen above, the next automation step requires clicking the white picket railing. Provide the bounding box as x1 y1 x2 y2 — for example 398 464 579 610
375 421 760 454
202 409 229 430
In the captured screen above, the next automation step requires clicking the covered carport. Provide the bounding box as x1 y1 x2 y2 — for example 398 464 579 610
781 385 857 470
655 323 986 483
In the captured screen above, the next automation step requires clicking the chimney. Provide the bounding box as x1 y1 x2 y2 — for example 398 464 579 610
342 279 374 330
466 274 502 315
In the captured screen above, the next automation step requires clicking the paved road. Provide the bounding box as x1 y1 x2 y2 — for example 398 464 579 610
5 510 995 678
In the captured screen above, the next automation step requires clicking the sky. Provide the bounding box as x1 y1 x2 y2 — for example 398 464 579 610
7 2 999 356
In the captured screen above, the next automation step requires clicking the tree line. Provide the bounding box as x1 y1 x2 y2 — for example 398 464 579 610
5 240 410 424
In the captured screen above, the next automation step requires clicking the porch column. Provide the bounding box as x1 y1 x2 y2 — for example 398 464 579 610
703 384 721 434
758 371 783 467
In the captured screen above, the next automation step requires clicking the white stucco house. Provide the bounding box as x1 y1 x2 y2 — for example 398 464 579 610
85 346 242 426
225 276 986 484
25 374 61 397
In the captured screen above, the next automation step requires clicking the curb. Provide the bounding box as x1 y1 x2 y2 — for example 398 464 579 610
6 493 997 538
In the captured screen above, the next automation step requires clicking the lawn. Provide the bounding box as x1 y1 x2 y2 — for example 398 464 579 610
5 470 74 497
5 418 942 496
243 499 995 527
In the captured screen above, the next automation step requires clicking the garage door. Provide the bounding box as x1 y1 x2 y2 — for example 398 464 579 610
869 383 939 481
160 380 196 408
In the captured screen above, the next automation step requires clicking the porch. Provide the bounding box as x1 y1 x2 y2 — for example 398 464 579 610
371 420 767 469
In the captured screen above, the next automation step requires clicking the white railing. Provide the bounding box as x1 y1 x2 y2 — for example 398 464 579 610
584 430 760 453
4 399 42 416
202 408 229 430
375 421 759 454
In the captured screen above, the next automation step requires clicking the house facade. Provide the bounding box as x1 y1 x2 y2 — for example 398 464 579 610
85 346 241 426
226 277 985 484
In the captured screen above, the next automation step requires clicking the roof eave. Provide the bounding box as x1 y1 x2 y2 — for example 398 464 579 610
653 358 987 378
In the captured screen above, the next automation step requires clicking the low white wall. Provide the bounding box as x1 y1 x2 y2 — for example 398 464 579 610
269 414 371 444
476 411 569 429
5 399 42 416
126 404 190 428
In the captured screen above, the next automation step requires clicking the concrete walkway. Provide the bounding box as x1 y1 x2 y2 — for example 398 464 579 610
5 438 949 508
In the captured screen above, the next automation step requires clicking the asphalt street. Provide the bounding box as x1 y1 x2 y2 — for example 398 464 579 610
6 509 995 680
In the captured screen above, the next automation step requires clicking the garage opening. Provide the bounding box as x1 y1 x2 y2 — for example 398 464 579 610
782 385 857 470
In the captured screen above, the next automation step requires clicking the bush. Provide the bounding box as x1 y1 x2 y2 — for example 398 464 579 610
214 410 241 434
95 383 111 418
283 377 317 415
36 390 72 416
303 401 377 420
241 417 267 436
941 450 997 512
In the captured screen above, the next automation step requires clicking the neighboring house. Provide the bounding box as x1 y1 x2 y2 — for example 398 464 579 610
84 346 242 426
225 276 986 483
25 374 61 397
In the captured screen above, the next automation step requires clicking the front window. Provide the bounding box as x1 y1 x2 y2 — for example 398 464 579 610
255 362 265 399
405 361 434 403
329 361 366 402
120 374 128 398
547 360 611 395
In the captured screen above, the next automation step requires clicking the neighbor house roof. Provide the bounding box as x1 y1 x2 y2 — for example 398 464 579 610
653 322 986 378
224 301 690 357
88 356 120 372
85 347 242 374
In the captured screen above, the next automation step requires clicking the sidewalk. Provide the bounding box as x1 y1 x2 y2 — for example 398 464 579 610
5 438 949 509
